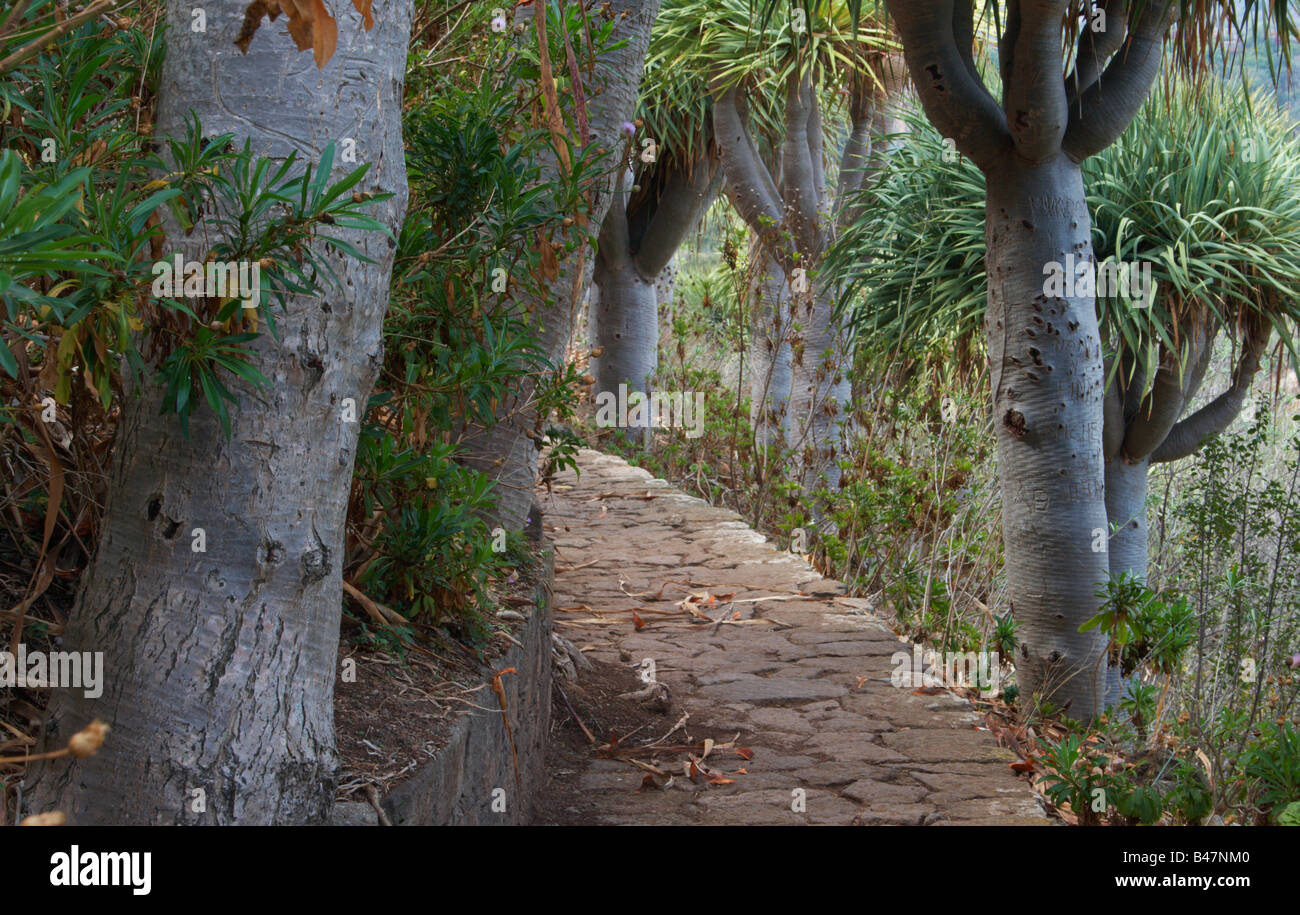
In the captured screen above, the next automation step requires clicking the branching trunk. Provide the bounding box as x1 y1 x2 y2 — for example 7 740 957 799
986 154 1111 716
591 142 717 414
29 1 413 824
887 0 1177 720
1100 315 1268 704
591 252 659 404
787 281 851 491
713 54 904 495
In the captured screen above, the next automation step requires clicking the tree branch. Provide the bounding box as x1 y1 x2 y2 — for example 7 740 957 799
782 70 821 257
1002 0 1071 161
711 79 790 268
952 0 988 91
807 84 827 229
1121 346 1187 461
886 0 1011 171
1066 0 1130 104
1061 0 1175 163
631 148 719 279
1151 318 1270 464
596 164 633 271
999 0 1021 95
1103 350 1127 459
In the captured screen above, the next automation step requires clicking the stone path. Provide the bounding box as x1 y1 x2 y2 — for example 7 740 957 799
542 450 1051 826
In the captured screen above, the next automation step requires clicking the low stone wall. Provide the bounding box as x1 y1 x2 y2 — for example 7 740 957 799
334 549 553 826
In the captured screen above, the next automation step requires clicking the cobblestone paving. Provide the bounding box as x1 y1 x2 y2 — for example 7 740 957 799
543 450 1052 826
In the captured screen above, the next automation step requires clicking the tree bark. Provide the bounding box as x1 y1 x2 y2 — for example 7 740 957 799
28 0 412 824
787 280 851 491
887 0 1178 720
747 246 792 447
985 153 1111 718
1102 455 1148 706
590 251 659 404
590 142 716 414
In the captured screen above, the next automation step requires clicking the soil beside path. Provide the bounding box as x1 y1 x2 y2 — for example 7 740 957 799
535 449 1051 826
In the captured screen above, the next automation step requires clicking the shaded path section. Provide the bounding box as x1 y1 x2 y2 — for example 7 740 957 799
542 450 1049 825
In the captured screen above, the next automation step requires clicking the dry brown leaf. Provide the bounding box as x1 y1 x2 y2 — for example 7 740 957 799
533 4 571 175
235 0 282 54
353 0 374 29
635 773 659 793
20 811 66 826
537 230 558 281
236 0 340 69
311 0 337 68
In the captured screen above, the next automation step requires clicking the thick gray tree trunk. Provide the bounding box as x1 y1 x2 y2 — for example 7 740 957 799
459 0 661 530
888 0 1178 719
655 257 678 308
591 140 717 432
713 58 903 492
985 155 1111 716
748 248 793 447
28 1 412 824
787 282 852 491
590 254 659 400
1105 460 1150 581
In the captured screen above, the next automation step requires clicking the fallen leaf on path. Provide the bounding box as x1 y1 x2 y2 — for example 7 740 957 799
636 773 660 792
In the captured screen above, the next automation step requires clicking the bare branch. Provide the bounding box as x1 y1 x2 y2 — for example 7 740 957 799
597 164 633 271
1061 0 1176 162
1103 350 1127 459
711 80 790 268
0 0 116 74
782 70 821 257
1066 0 1130 103
1121 347 1187 461
632 150 719 278
953 0 994 101
807 86 827 229
1151 318 1270 464
1003 0 1071 161
886 0 1011 170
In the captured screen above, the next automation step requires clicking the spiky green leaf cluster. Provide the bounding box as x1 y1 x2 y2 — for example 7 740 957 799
830 79 1300 384
640 0 893 165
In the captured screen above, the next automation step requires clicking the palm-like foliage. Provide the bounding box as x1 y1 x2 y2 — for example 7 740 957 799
824 107 987 363
652 0 890 90
642 0 894 164
1092 83 1300 371
831 81 1300 387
